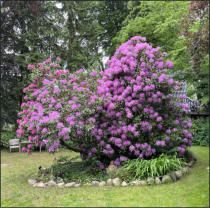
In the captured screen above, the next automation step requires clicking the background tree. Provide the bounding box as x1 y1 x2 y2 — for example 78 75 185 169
1 0 30 129
58 1 104 71
96 1 129 57
1 0 63 129
112 1 209 109
180 1 209 110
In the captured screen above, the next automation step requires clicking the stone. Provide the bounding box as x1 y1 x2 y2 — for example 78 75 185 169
162 175 172 184
36 182 46 188
33 183 38 187
130 180 139 186
99 181 106 187
175 170 183 179
44 183 48 187
181 167 189 174
138 180 147 186
47 180 57 187
107 179 113 186
155 177 161 184
112 178 120 186
106 161 117 174
91 181 100 186
187 161 194 167
84 183 92 186
121 181 128 187
170 172 177 181
147 177 154 184
65 182 76 187
130 180 146 186
57 183 64 188
74 183 80 187
28 179 37 185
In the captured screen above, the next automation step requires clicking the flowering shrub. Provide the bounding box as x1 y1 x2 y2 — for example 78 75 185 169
17 36 193 168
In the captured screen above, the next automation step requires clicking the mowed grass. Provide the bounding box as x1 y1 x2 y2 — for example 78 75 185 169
1 146 209 207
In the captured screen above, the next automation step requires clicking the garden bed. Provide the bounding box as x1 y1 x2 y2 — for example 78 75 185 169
28 150 197 188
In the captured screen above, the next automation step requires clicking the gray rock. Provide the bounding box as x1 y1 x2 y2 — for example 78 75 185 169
99 181 106 187
91 181 100 186
130 180 147 186
47 180 57 187
138 180 147 186
170 172 177 181
107 179 113 186
36 182 46 188
57 183 64 188
112 178 120 186
121 181 128 187
44 183 48 187
181 167 189 174
162 175 172 184
130 180 140 186
74 183 80 188
147 177 154 184
28 179 37 185
155 177 161 184
175 170 183 179
65 182 76 187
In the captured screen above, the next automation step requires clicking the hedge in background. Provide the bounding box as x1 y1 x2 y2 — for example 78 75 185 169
192 117 209 146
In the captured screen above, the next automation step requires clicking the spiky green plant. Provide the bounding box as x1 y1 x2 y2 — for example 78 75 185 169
121 154 186 180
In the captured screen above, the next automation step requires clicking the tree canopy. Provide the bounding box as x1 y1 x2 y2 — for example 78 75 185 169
1 0 209 131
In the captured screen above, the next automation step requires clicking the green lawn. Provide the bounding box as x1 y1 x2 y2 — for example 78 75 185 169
1 146 209 207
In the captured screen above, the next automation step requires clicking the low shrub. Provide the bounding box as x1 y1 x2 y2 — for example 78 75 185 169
17 36 193 168
191 117 209 146
38 156 106 184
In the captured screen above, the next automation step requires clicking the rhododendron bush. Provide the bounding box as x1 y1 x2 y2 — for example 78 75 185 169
17 36 193 168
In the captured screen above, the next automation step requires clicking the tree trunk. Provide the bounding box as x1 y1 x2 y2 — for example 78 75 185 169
59 138 82 153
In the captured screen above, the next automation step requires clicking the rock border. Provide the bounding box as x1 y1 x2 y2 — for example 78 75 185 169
29 151 196 188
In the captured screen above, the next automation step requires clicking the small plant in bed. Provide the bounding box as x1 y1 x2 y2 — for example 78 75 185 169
111 153 187 182
36 156 107 184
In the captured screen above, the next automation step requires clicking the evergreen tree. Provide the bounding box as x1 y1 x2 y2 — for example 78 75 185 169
96 1 129 57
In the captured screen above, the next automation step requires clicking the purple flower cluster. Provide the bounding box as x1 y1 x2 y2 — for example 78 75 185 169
17 37 193 167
